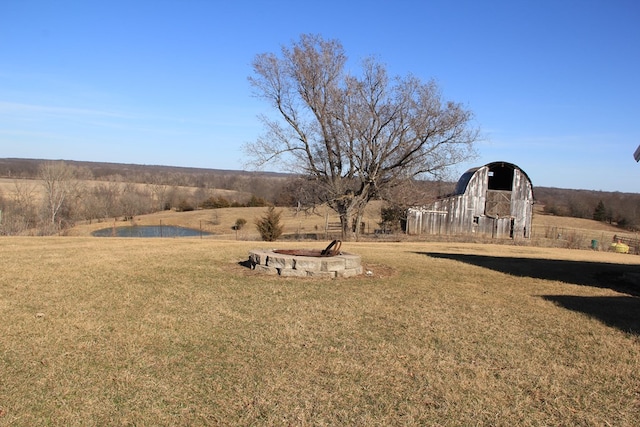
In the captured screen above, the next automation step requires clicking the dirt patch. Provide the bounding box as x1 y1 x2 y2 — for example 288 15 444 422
360 263 397 279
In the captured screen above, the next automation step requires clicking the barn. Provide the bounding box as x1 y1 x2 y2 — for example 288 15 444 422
406 161 534 238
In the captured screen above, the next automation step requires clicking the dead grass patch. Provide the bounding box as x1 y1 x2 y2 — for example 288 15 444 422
1 238 639 425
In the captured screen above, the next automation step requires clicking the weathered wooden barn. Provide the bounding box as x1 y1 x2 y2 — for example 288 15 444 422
406 161 534 238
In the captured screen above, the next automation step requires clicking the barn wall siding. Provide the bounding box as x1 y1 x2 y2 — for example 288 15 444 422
406 162 534 239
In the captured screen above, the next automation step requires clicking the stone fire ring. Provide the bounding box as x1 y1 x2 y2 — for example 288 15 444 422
248 248 363 278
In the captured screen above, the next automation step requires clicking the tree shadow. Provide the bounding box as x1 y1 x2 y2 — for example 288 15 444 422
541 295 640 334
418 252 640 335
418 252 640 296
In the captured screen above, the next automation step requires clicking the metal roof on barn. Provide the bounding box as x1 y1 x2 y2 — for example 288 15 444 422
454 161 533 196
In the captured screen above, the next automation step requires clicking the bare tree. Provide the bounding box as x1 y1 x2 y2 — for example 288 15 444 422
148 180 170 211
88 182 122 220
38 161 89 231
247 34 478 239
120 182 153 219
275 176 329 215
12 179 39 224
0 181 38 235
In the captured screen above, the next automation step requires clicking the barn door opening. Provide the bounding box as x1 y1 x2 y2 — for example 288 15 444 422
485 163 515 217
487 163 514 191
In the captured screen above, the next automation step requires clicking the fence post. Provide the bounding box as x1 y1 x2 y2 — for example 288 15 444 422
324 212 329 239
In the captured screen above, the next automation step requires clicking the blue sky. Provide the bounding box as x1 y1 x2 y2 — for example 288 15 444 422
1 0 639 192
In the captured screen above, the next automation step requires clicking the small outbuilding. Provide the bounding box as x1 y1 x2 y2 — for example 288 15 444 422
406 161 534 238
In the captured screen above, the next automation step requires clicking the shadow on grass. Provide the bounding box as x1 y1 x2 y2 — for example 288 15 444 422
238 259 253 269
418 252 640 334
541 295 640 334
418 252 640 296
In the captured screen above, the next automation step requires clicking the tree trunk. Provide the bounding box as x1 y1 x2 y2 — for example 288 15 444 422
335 197 367 241
338 209 353 241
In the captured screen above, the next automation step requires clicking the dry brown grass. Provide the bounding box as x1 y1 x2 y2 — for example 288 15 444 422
1 238 639 426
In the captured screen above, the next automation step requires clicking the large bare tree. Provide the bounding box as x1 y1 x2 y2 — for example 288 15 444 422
247 34 478 239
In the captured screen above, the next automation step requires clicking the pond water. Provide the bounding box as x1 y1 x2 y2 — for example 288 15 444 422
92 225 211 238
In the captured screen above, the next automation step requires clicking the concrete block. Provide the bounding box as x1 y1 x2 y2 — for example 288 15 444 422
267 254 294 269
254 264 278 275
293 257 322 271
321 258 346 272
249 250 269 266
341 254 362 269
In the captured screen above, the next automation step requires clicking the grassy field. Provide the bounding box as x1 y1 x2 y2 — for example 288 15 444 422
1 237 639 426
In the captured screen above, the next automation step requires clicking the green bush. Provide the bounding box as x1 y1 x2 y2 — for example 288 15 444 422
255 206 283 241
379 205 405 233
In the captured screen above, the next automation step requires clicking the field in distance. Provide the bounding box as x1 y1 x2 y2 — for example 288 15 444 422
68 201 636 250
68 202 385 240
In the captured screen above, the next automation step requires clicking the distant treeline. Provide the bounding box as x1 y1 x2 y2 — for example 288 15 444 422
535 187 640 230
0 159 284 235
1 158 639 235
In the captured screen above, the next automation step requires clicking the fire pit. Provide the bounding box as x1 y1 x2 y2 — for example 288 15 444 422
248 240 362 278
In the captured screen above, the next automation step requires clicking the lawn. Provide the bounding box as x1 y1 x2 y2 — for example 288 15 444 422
1 238 639 425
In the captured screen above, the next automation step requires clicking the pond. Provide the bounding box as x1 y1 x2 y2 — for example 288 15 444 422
92 225 211 238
